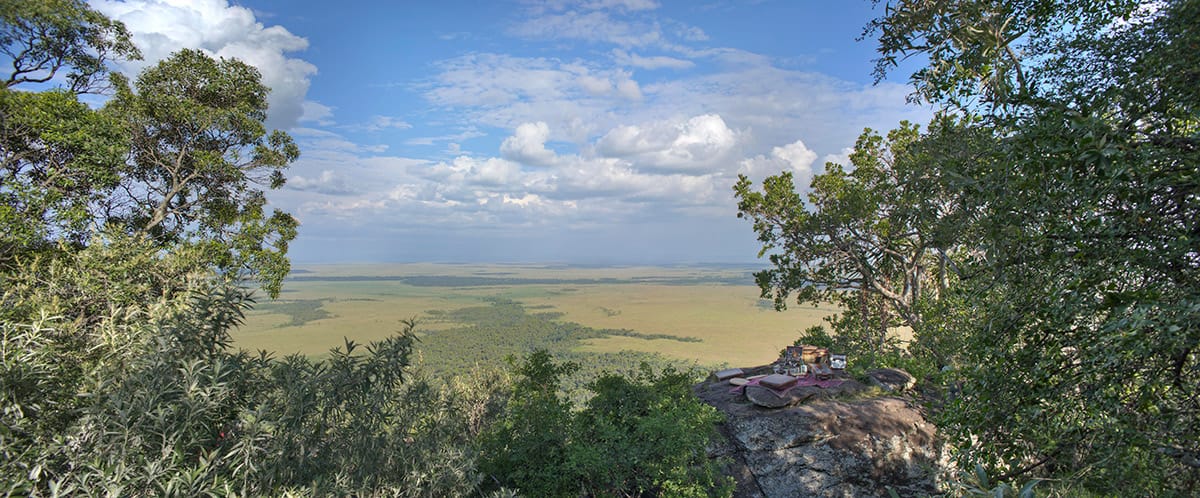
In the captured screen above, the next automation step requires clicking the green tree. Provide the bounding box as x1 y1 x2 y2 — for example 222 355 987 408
0 88 130 258
734 121 967 363
864 0 1200 492
479 351 732 497
106 49 299 297
571 364 733 497
479 350 577 497
0 0 139 262
0 0 139 93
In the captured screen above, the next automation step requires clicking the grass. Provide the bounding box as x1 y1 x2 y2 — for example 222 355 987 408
234 263 840 368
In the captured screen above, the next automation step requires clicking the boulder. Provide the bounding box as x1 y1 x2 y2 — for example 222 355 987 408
695 366 943 498
866 368 917 393
714 368 746 381
744 384 820 409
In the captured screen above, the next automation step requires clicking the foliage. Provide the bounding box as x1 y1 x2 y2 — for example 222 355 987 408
107 48 300 297
856 0 1200 494
735 119 979 372
944 463 1039 498
865 0 1143 107
0 3 737 496
1 2 298 296
1 248 487 496
0 84 130 259
479 350 577 496
480 351 733 498
2 238 734 496
0 0 140 92
572 364 733 497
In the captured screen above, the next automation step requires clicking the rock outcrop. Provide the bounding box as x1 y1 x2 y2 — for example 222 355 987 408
695 367 943 497
866 368 918 393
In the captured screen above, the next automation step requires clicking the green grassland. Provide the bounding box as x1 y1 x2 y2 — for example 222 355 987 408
234 263 840 370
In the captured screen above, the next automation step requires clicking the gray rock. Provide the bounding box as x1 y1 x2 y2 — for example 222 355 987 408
866 368 917 393
694 365 943 498
745 384 820 408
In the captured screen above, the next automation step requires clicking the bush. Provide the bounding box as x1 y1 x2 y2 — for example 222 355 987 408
479 351 733 497
0 240 486 496
2 238 736 497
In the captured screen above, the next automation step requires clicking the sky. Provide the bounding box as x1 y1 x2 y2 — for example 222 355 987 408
89 0 932 264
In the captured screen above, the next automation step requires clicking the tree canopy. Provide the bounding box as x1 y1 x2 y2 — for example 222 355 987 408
0 4 298 296
740 0 1200 493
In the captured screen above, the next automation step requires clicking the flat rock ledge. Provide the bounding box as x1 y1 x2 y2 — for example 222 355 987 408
695 366 943 498
866 368 918 393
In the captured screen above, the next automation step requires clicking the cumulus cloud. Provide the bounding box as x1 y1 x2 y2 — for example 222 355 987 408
419 156 526 188
596 114 741 171
821 147 855 169
501 122 557 166
738 139 820 185
92 0 316 130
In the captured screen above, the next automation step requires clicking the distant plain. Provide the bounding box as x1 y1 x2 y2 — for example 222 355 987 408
234 263 840 369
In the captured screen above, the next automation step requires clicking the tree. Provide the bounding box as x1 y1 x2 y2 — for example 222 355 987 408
0 87 129 258
734 120 967 361
863 0 1200 492
0 0 139 262
865 0 1143 109
0 0 139 93
106 49 299 296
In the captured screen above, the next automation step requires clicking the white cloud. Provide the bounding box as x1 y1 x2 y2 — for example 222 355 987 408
354 115 413 132
595 114 741 171
772 140 819 175
738 139 819 185
612 49 694 70
419 156 526 188
580 0 660 11
299 101 334 126
423 54 647 141
615 77 643 100
500 122 557 166
92 0 316 130
821 147 855 169
510 10 664 48
288 170 356 195
674 24 709 42
405 127 487 146
577 74 613 95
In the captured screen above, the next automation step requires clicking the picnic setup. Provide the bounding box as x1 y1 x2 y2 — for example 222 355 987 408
713 345 851 409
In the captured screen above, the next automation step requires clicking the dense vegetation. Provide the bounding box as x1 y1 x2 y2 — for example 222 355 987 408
738 0 1199 494
0 2 729 496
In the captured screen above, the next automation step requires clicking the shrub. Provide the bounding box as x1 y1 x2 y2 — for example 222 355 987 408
479 351 733 497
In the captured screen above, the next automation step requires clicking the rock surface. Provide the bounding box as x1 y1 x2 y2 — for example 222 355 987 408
696 366 942 497
866 368 918 393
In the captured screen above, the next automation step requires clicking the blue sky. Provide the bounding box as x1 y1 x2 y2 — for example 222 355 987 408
91 0 931 264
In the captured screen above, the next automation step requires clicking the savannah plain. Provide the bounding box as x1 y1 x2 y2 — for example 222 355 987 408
234 263 841 369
